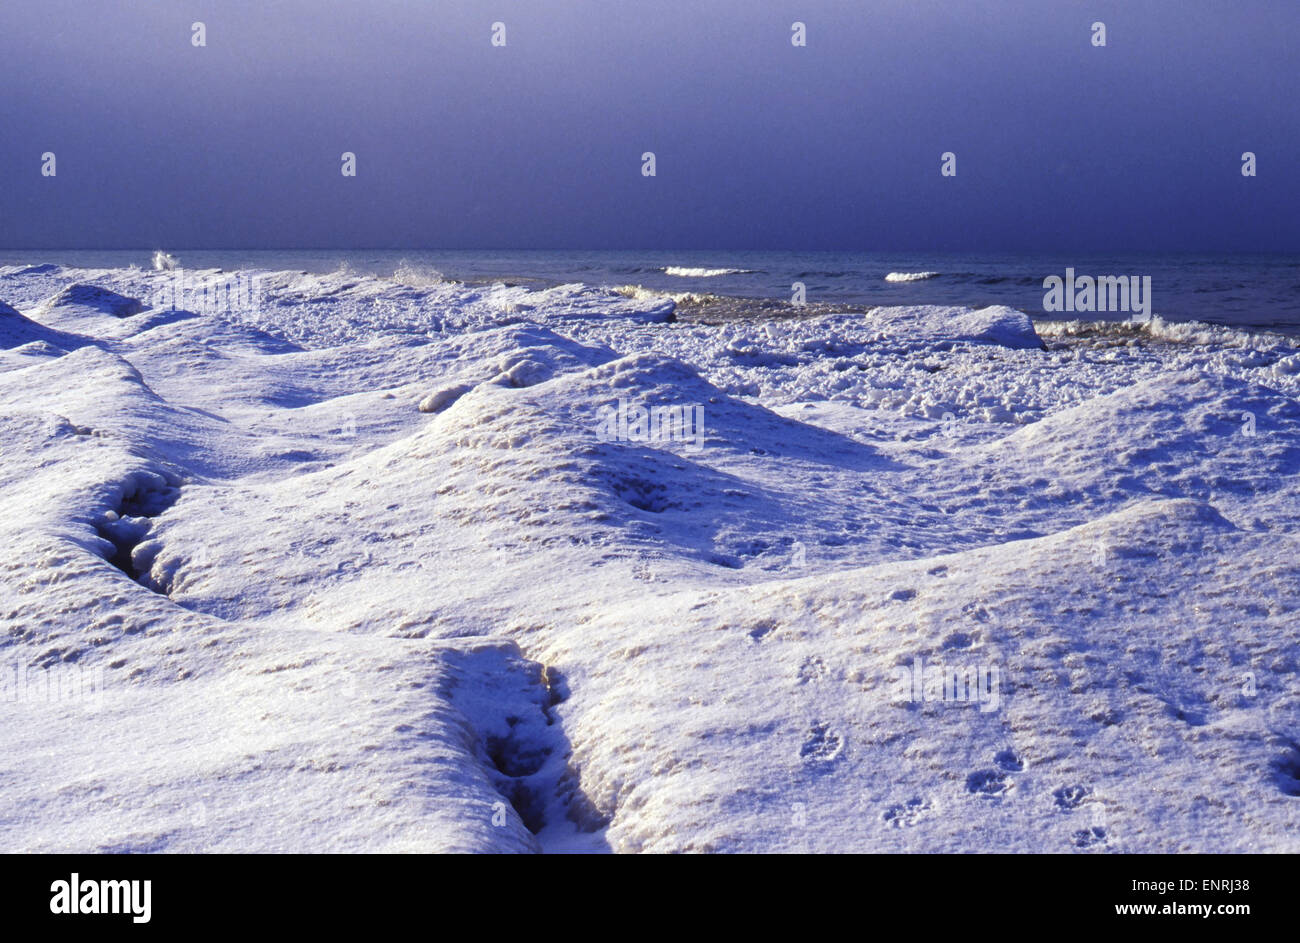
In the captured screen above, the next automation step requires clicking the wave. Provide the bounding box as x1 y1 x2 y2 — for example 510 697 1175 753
663 266 756 278
614 283 717 305
613 284 664 301
884 271 940 283
152 251 179 272
391 260 446 288
1034 314 1285 348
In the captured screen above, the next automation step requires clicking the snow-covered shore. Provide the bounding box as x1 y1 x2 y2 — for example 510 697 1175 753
2 263 1298 853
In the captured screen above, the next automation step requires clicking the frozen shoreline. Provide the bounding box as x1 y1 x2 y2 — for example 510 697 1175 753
2 263 1298 852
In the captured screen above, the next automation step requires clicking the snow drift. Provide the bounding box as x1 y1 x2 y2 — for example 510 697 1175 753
1 262 1298 853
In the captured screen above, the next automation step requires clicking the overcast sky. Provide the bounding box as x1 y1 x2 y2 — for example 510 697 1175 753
1 0 1297 251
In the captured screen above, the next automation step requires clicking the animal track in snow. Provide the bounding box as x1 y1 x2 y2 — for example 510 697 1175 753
1272 742 1300 797
882 796 932 828
799 723 843 763
1072 826 1108 848
965 769 1012 796
797 655 827 684
994 749 1024 772
1053 784 1092 810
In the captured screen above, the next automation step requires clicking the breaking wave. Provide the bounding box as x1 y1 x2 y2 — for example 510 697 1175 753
663 266 756 278
884 271 940 283
391 261 446 288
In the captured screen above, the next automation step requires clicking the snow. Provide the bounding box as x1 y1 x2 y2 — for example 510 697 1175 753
1 262 1297 853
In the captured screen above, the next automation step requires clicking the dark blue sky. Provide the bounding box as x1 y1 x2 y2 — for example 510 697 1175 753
1 0 1297 251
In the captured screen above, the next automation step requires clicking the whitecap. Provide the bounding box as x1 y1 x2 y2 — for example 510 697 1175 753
884 271 940 282
662 266 755 278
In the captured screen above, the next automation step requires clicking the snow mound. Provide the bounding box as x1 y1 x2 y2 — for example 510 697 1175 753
0 299 87 351
43 283 145 318
977 370 1300 507
853 305 1044 350
0 263 60 277
948 305 1045 349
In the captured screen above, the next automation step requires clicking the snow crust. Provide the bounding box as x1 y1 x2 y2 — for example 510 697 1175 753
1 262 1297 853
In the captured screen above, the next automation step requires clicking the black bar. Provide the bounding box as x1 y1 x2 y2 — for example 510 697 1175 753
1 853 1283 930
